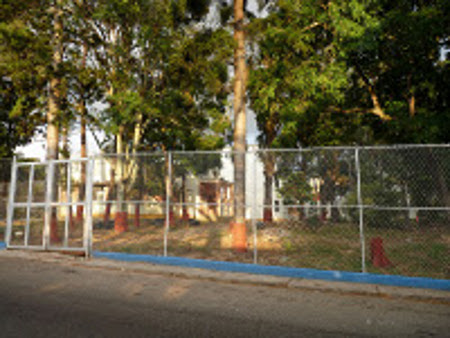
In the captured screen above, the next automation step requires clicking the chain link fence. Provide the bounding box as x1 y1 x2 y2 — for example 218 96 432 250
2 145 449 279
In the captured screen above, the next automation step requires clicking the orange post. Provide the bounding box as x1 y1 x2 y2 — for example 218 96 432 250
76 205 84 223
50 214 60 242
134 204 140 228
370 237 391 267
263 208 273 222
231 222 247 252
114 211 128 233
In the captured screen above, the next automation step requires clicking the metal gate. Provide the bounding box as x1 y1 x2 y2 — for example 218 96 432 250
5 157 94 256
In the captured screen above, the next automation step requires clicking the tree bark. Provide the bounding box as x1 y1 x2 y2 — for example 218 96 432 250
77 41 88 222
232 0 247 252
164 150 174 226
114 126 128 233
47 0 63 243
132 112 143 228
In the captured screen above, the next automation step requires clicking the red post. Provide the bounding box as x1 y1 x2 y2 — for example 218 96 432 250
182 207 190 221
104 203 111 223
50 214 60 242
263 208 273 222
370 237 391 267
76 205 84 223
231 221 247 252
114 211 128 233
134 204 140 228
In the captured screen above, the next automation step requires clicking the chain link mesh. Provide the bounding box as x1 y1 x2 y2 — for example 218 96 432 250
3 145 449 278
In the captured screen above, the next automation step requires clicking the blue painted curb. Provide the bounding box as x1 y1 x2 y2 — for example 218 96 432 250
0 242 5 249
93 251 450 291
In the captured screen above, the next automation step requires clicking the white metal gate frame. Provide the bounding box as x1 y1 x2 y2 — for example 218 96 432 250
5 157 94 256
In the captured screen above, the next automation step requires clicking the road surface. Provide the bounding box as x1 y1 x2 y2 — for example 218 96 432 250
0 254 448 337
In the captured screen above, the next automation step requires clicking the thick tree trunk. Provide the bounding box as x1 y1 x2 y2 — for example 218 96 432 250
181 173 189 222
62 126 73 229
77 42 88 223
132 112 143 228
165 151 174 226
47 0 63 243
232 0 247 252
114 127 128 233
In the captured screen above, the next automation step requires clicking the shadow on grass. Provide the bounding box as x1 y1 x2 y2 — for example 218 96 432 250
91 219 449 279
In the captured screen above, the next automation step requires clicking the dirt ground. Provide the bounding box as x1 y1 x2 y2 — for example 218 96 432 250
2 216 449 279
92 219 450 279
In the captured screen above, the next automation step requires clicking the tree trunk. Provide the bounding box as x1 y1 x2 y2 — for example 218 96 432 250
132 112 143 228
47 0 63 243
232 0 247 252
62 126 73 229
181 172 189 222
164 150 174 226
77 41 88 223
114 126 128 233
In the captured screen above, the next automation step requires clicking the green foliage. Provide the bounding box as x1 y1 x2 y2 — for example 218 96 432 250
249 0 449 148
277 171 312 205
0 0 52 157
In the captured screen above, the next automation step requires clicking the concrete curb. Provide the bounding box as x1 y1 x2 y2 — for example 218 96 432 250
93 251 450 291
82 258 450 303
1 249 448 303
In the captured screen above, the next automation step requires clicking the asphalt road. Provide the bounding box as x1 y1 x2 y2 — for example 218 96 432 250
0 255 448 337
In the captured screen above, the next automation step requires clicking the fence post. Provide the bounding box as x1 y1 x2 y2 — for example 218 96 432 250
25 164 35 246
64 162 71 247
355 148 366 273
5 156 17 247
43 160 55 250
84 158 94 257
164 151 172 257
252 149 258 264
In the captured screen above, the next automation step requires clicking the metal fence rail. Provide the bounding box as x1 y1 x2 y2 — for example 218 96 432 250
2 145 449 279
5 158 94 256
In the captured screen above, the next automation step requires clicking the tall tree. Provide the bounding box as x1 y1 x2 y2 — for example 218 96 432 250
0 0 50 157
47 0 65 161
232 0 247 251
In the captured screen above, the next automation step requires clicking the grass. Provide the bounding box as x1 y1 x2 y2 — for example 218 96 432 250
91 218 449 279
1 216 447 279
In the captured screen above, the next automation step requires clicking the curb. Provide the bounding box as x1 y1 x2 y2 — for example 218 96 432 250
93 251 450 292
82 258 450 303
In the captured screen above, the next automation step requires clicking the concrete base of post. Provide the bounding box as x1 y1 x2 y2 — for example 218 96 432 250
165 210 175 227
263 208 273 222
114 212 128 233
370 237 391 267
50 214 60 243
104 203 111 224
230 222 247 252
182 208 190 222
134 204 140 228
76 205 84 223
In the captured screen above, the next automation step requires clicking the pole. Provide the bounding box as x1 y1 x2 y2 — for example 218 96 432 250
355 148 366 273
84 158 94 257
5 156 17 247
164 151 172 257
252 150 258 264
44 160 55 249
